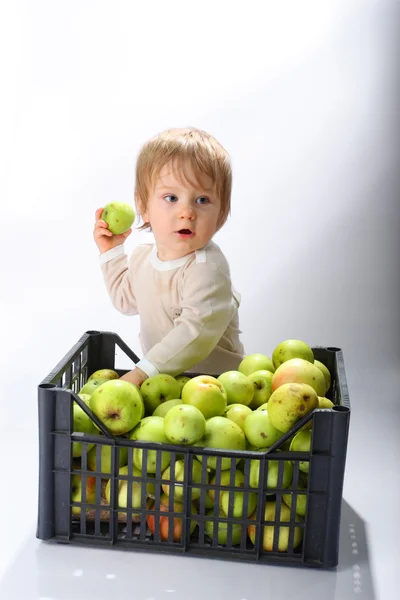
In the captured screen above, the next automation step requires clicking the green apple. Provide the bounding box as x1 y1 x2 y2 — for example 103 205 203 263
289 429 312 473
175 375 191 396
204 508 243 545
272 339 314 369
318 396 334 409
101 201 135 235
79 378 108 397
314 360 331 395
248 501 303 551
164 404 206 445
224 404 252 432
89 380 144 435
140 374 181 415
86 442 129 474
71 474 97 516
72 400 97 458
249 456 293 492
130 416 171 474
219 470 257 518
181 375 227 419
282 478 308 516
267 383 318 433
248 370 274 409
161 458 203 501
217 371 254 406
272 358 326 397
105 465 155 519
88 369 119 382
196 416 246 471
153 399 182 418
238 353 275 376
243 410 283 448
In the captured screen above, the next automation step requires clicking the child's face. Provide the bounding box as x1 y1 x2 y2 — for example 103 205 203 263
141 162 221 261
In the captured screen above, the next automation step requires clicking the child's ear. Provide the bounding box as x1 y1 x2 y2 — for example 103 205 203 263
135 192 149 223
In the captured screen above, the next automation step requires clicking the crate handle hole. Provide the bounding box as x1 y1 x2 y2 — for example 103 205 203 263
39 383 56 389
327 346 341 352
332 405 349 413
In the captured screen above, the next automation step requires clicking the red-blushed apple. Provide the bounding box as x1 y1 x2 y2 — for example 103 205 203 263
181 375 227 419
71 474 97 516
238 353 275 376
272 339 314 369
146 493 197 542
89 380 144 435
271 358 326 397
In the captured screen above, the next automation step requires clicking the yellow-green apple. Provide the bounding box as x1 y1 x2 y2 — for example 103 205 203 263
219 470 257 518
86 442 128 474
238 353 275 376
146 493 197 541
248 370 274 409
175 375 191 396
161 458 203 501
249 456 293 492
243 410 283 448
88 369 119 382
204 508 243 545
318 396 334 409
248 501 303 551
164 404 206 445
217 371 254 406
267 383 318 433
101 201 135 235
105 465 155 519
72 400 97 457
224 404 252 432
272 339 314 369
181 375 227 419
196 416 246 471
140 374 181 415
130 416 171 474
289 430 312 473
282 478 308 517
272 358 326 397
79 378 108 397
71 474 97 516
314 360 331 394
89 380 144 435
153 399 182 418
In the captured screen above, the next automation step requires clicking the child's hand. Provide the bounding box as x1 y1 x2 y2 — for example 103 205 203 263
93 207 132 254
120 367 148 388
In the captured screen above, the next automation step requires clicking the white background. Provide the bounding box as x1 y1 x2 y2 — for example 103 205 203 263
1 1 399 598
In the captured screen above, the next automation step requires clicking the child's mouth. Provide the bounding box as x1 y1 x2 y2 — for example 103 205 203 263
176 229 195 238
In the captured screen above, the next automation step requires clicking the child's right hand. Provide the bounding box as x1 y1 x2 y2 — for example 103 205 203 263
93 207 132 254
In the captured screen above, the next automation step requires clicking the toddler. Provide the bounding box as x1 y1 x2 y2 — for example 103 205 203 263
93 127 245 387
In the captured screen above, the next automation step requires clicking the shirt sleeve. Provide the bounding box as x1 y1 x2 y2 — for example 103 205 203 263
140 261 238 376
100 244 138 315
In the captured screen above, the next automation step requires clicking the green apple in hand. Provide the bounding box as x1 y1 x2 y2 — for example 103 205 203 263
101 202 135 235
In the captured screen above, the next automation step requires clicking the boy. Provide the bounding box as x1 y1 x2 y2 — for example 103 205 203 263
93 127 244 387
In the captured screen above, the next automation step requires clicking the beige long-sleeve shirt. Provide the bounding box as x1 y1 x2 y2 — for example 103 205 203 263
99 240 245 378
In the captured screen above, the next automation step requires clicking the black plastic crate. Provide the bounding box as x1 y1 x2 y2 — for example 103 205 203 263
37 330 350 568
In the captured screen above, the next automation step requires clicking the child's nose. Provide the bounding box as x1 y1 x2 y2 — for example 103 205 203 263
179 204 195 219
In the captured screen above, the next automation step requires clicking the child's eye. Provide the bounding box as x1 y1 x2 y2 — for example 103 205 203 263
196 197 210 205
164 195 178 203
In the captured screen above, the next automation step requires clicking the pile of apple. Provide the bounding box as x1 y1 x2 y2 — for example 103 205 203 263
71 339 334 552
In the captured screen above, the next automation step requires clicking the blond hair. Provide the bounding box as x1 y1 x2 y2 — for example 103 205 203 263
134 127 232 231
